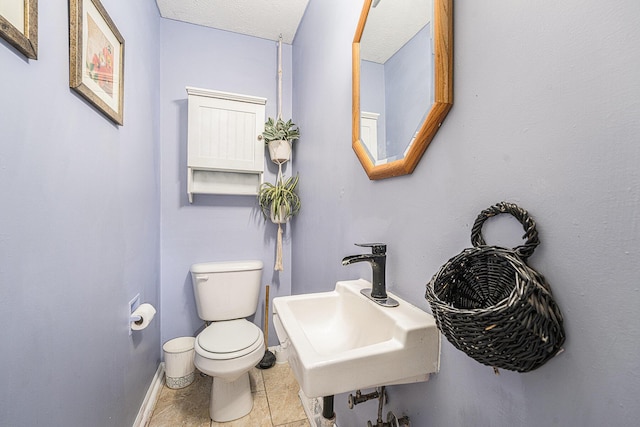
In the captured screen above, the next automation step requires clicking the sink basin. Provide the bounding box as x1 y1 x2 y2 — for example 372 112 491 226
272 279 440 398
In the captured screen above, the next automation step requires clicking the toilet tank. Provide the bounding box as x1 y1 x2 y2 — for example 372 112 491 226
190 260 264 321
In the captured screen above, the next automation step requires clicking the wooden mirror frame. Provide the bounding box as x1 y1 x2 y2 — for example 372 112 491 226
352 0 453 180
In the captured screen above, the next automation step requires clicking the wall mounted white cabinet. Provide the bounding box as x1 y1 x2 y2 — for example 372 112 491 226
186 87 267 202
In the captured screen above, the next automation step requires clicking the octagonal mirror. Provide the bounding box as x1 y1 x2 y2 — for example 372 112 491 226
353 0 453 180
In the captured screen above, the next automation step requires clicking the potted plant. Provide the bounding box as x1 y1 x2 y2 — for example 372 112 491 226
257 174 301 224
261 117 300 163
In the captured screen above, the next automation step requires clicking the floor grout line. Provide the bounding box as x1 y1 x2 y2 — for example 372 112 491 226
261 369 275 427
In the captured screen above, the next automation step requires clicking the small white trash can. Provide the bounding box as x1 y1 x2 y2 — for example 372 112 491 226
163 336 196 389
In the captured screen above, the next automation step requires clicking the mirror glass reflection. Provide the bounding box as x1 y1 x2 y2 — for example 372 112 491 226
359 0 434 164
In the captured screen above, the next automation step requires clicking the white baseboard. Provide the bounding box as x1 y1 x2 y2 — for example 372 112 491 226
133 362 165 427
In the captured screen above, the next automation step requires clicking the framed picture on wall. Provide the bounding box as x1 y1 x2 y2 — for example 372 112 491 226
69 0 124 125
0 0 38 59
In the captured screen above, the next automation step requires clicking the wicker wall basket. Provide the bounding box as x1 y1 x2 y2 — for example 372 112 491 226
425 202 565 372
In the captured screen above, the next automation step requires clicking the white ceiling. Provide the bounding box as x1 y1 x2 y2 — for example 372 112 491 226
156 0 310 44
360 0 432 64
155 0 430 63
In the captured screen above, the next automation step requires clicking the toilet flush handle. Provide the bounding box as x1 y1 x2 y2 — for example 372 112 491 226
194 275 209 281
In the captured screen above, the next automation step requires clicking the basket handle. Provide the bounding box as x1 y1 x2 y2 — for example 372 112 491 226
470 202 540 259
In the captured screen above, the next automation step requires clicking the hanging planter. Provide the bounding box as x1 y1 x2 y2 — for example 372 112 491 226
261 117 300 164
258 175 301 223
267 139 293 164
257 36 302 272
270 203 289 224
257 175 301 271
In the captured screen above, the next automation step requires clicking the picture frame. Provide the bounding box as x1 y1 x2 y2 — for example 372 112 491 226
0 0 38 59
69 0 124 125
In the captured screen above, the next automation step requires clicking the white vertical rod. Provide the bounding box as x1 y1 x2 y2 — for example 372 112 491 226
278 34 283 120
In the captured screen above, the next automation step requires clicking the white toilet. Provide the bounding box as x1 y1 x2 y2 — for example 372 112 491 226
190 260 265 422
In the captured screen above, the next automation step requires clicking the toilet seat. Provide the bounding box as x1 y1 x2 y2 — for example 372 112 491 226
196 319 262 360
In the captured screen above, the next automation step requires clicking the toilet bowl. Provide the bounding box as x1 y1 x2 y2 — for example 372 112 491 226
190 260 264 422
194 319 264 422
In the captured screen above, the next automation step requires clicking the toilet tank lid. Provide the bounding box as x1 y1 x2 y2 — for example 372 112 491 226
190 260 263 274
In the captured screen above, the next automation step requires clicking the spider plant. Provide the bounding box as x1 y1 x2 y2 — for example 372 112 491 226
257 174 301 222
261 118 300 144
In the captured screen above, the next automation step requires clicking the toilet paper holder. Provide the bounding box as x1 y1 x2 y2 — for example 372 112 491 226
129 293 142 336
128 294 156 334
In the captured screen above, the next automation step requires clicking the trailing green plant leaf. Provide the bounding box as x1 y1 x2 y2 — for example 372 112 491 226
262 117 300 144
257 174 301 220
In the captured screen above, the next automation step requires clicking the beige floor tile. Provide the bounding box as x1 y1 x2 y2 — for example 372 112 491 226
266 389 308 426
148 372 212 427
275 420 312 427
250 367 265 393
262 363 300 396
263 364 307 426
211 390 272 427
148 362 309 427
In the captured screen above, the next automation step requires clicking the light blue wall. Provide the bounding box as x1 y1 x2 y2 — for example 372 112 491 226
293 0 640 426
385 24 433 158
158 19 294 347
361 24 433 161
0 1 161 426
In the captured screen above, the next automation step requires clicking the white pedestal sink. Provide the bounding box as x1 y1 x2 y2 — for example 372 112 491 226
272 279 440 398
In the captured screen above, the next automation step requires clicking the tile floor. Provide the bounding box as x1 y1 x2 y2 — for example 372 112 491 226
148 362 311 427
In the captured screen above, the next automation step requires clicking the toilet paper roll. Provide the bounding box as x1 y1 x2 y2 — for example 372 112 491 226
131 303 156 330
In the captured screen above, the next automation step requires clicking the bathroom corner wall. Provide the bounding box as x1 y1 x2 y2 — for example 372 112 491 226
158 20 294 346
0 1 161 426
293 0 640 426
